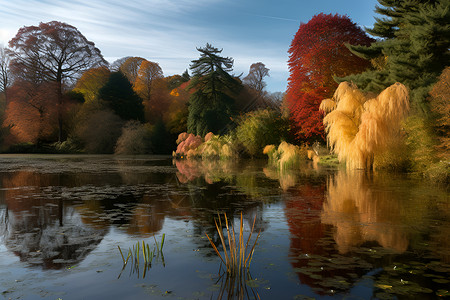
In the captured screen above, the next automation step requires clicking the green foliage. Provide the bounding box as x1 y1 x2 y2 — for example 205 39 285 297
99 71 144 121
404 115 438 173
149 119 174 154
187 43 242 136
235 109 289 157
339 0 450 113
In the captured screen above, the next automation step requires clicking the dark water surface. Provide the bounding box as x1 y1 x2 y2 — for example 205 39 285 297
0 154 448 299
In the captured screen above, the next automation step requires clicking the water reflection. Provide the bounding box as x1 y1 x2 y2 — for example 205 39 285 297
0 156 448 299
1 171 107 269
321 171 428 253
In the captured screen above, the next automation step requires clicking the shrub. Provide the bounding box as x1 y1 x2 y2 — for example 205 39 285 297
115 121 152 155
75 109 124 153
263 141 307 171
236 109 289 157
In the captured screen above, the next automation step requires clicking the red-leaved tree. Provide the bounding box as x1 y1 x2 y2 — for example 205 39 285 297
286 13 373 142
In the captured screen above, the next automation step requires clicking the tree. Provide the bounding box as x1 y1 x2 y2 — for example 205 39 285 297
240 62 271 112
119 57 146 85
339 0 450 110
286 13 373 142
8 21 107 142
133 60 164 122
99 72 144 121
0 46 12 102
429 67 450 159
74 66 110 103
110 56 131 72
4 80 58 143
243 62 269 95
320 82 410 170
187 43 241 136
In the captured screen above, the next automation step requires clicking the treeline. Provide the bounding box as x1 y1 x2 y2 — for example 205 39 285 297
0 0 448 181
0 22 282 154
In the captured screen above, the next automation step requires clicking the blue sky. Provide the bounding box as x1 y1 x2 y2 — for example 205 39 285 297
0 0 379 92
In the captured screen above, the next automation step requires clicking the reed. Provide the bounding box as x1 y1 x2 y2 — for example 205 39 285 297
117 234 165 278
206 212 260 277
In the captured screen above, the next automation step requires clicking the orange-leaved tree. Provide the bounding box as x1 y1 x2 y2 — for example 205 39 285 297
74 66 110 103
4 80 58 143
287 13 373 142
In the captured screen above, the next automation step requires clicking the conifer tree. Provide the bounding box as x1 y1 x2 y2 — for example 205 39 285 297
187 43 241 136
340 0 450 111
99 72 144 121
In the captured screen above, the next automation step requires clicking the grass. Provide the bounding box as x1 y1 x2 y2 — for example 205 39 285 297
117 234 165 278
206 212 260 276
206 212 261 299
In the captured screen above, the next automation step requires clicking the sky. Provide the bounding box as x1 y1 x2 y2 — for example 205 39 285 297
0 0 379 92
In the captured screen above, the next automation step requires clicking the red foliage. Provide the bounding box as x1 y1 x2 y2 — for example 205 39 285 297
4 80 58 143
286 13 373 141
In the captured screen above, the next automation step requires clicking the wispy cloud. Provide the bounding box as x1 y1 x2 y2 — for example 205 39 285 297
0 0 306 92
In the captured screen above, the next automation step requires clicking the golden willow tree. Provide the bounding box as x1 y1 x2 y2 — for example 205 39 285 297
320 82 410 170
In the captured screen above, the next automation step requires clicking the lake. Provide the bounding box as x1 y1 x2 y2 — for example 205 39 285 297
0 155 448 299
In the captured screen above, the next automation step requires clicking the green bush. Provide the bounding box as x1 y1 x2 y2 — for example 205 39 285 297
236 109 289 157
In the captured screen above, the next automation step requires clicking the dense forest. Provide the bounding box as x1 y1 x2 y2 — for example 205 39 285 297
0 0 448 181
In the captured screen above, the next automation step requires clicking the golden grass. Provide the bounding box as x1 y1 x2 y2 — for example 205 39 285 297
206 212 260 277
320 82 410 170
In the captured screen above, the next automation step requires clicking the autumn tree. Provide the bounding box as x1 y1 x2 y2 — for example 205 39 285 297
188 43 241 136
99 72 144 121
8 21 107 142
133 60 164 122
73 66 110 103
4 80 58 143
429 67 450 159
286 13 373 142
119 57 146 85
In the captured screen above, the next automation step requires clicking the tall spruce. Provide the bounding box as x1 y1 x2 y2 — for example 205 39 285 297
339 0 450 112
187 43 241 136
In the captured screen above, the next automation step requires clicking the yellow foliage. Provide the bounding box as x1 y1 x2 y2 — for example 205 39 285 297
319 98 336 114
320 82 410 170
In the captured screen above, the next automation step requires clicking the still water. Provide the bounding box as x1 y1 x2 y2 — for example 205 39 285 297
0 155 448 299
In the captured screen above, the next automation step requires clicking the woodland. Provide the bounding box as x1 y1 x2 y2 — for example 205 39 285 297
0 0 448 181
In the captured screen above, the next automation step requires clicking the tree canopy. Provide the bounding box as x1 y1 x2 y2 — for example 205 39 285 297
339 0 450 111
187 43 241 136
286 13 373 142
8 21 107 141
99 72 144 122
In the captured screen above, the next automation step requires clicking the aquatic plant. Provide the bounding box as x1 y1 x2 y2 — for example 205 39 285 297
320 82 410 170
205 213 260 277
117 234 165 278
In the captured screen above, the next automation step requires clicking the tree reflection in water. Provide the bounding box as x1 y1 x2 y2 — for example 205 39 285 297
1 171 108 270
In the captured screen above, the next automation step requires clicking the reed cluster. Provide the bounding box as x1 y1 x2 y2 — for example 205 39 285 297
117 234 165 278
206 213 260 277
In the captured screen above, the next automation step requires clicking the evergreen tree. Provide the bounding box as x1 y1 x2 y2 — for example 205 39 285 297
99 72 144 121
187 43 241 136
339 0 450 111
